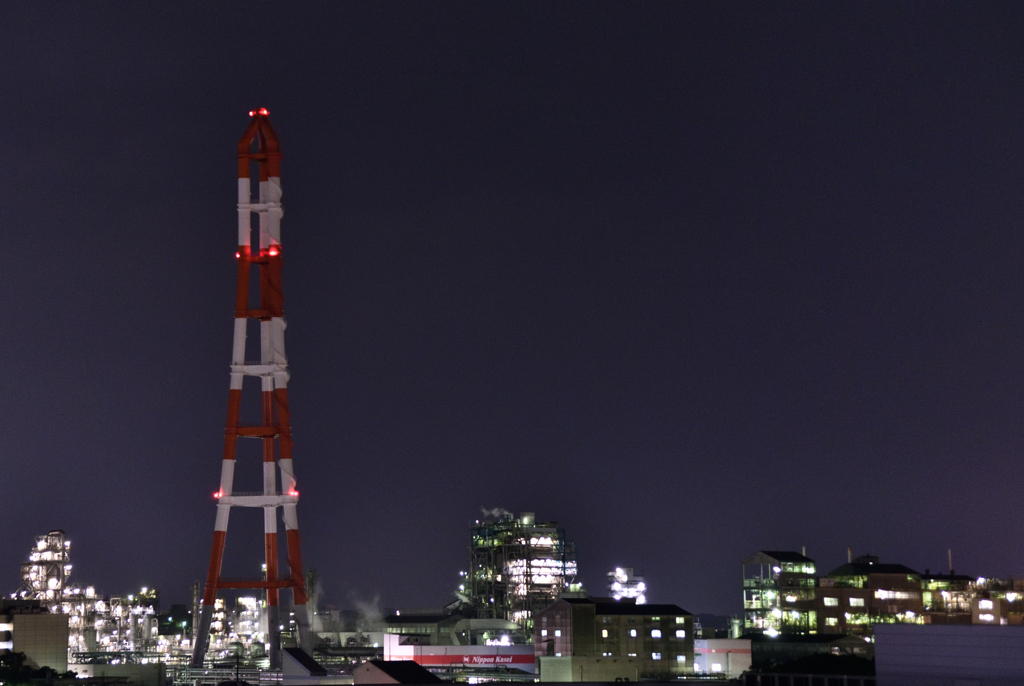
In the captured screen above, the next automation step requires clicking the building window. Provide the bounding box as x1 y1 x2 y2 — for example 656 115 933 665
675 630 685 638
628 653 636 657
824 597 838 607
651 616 660 621
651 629 662 638
541 630 547 636
877 590 917 600
979 613 995 622
979 600 994 610
675 617 685 624
554 630 561 637
555 653 561 657
849 598 865 607
630 629 637 637
826 617 838 626
676 655 686 663
652 653 661 660
711 663 723 673
602 629 608 638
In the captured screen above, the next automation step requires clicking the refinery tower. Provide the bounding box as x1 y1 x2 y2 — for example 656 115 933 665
468 512 578 631
191 109 312 669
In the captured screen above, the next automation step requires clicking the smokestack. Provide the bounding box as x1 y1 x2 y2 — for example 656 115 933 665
801 545 806 557
948 548 953 575
847 546 852 563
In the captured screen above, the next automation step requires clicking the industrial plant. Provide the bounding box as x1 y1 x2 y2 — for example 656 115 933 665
15 110 1020 686
465 512 581 632
13 531 162 661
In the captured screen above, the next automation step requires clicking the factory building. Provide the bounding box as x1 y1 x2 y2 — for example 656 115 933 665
742 551 818 636
13 531 161 661
0 599 70 672
818 555 924 636
920 572 977 624
692 637 752 678
19 530 72 603
607 567 646 604
533 598 694 678
467 512 579 631
743 549 1024 641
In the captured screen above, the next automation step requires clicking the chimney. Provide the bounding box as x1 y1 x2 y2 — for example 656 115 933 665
847 546 852 563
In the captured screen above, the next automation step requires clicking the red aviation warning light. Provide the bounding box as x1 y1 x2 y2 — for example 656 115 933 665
190 110 312 670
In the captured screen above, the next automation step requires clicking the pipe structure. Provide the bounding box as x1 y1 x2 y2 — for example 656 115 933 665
191 109 312 669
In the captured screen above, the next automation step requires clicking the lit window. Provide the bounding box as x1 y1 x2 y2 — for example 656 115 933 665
824 597 838 607
630 629 637 637
676 655 685 663
675 630 685 638
555 653 561 657
826 617 838 626
675 617 685 624
850 598 865 607
651 617 660 621
979 600 993 610
651 629 662 638
541 630 547 637
628 653 636 657
554 630 561 637
711 663 722 673
652 653 661 660
979 613 995 622
602 629 608 638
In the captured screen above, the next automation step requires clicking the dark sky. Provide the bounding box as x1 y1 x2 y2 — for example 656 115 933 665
2 2 1023 616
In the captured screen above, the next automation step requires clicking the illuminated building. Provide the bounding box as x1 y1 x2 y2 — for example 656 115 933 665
533 598 694 678
12 531 161 662
742 551 817 636
608 567 646 604
19 531 71 603
468 512 578 631
818 555 924 636
918 572 976 625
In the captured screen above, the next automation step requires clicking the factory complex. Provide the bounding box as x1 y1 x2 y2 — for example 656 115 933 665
7 510 697 684
7 111 1024 686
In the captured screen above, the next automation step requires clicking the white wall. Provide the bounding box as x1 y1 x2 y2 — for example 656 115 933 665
876 624 1024 686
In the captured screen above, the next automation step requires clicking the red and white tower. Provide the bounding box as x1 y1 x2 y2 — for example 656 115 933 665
191 109 312 668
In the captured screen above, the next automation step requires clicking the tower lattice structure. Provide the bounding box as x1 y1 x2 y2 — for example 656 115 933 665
191 109 312 668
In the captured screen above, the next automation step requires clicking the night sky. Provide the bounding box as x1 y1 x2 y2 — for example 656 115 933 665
3 3 1023 617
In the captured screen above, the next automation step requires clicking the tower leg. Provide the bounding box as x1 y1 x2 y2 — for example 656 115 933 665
266 603 281 668
293 603 312 653
283 513 312 653
191 604 215 668
192 512 229 667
